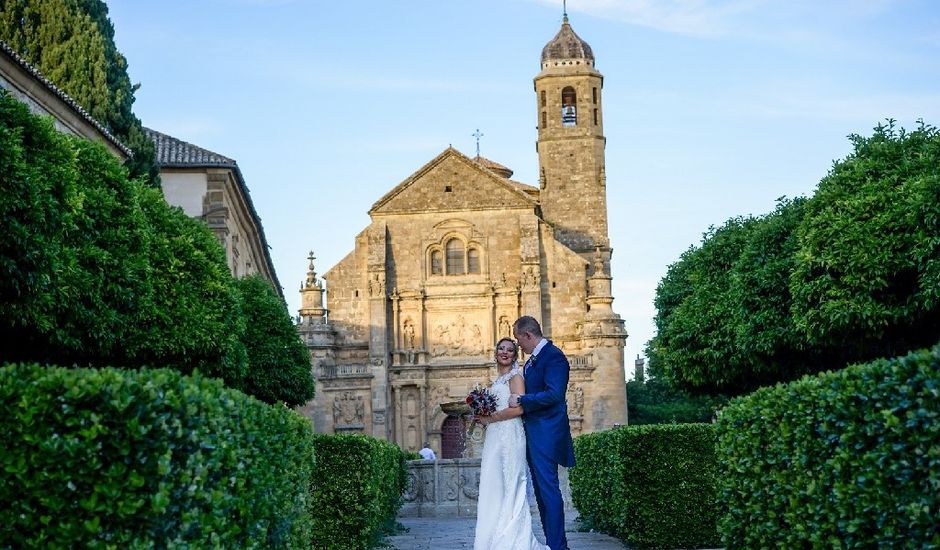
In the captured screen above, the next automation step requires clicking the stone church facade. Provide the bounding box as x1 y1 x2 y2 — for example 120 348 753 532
297 16 627 456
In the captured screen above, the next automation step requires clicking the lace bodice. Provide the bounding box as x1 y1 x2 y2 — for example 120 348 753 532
490 364 522 412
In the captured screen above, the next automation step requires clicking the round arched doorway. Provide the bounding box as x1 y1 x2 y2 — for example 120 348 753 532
440 416 465 459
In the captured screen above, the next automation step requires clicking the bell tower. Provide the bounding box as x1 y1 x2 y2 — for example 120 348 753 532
535 14 609 260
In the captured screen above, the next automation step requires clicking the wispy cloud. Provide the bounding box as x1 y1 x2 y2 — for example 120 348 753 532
209 0 298 6
529 0 763 38
528 0 907 47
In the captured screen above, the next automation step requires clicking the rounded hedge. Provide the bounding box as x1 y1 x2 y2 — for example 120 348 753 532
716 344 940 548
310 433 407 549
0 364 315 548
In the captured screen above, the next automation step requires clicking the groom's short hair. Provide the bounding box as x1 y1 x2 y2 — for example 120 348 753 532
514 315 543 337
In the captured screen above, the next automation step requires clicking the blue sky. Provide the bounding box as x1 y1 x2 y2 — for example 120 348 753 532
108 0 940 379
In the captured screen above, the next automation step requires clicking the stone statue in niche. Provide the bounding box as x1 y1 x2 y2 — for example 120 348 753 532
403 319 416 349
567 384 584 417
332 395 343 424
498 316 511 338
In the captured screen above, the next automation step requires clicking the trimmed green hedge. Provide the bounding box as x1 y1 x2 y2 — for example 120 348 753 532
0 364 315 549
716 344 940 548
310 434 407 549
571 424 719 549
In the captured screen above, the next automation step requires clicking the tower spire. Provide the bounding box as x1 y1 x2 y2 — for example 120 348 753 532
563 0 568 21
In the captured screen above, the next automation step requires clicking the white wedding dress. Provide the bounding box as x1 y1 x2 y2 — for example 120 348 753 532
473 365 549 550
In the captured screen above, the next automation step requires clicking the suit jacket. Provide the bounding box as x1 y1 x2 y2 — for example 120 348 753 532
519 340 576 467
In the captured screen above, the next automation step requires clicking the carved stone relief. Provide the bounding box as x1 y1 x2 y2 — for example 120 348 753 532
332 391 365 430
567 384 585 417
430 385 451 411
403 470 419 502
442 470 459 502
521 265 541 290
368 272 386 298
430 314 486 357
460 470 481 500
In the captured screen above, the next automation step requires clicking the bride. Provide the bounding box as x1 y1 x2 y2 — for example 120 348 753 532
473 338 549 550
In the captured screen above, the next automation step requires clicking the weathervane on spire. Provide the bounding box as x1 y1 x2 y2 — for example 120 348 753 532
563 0 568 20
472 128 484 157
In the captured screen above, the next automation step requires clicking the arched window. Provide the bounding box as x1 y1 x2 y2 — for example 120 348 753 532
445 239 464 275
561 86 577 126
540 89 546 107
467 248 480 274
430 249 443 275
541 111 547 129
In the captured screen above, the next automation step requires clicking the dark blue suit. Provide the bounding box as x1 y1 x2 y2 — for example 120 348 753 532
519 340 575 550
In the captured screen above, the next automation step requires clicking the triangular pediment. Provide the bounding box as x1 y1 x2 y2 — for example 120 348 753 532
369 148 537 215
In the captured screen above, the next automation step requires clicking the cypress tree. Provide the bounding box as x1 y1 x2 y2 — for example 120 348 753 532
0 0 158 185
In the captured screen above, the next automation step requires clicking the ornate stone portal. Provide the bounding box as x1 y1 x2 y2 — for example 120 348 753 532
296 16 627 456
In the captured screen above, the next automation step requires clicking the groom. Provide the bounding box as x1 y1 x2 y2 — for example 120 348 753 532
509 315 575 550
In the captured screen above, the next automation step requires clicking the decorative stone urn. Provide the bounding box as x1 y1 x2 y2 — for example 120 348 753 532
440 400 485 458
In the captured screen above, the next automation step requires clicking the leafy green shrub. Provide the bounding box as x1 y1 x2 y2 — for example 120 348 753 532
310 434 407 549
626 378 727 425
792 120 940 359
648 121 940 395
0 364 315 549
647 216 759 394
571 424 719 548
234 274 315 406
0 89 77 353
716 344 940 548
132 186 246 381
0 88 246 382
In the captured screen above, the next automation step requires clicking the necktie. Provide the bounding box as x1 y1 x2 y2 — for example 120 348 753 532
524 355 533 375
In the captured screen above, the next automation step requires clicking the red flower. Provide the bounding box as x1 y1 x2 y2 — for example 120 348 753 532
465 383 498 417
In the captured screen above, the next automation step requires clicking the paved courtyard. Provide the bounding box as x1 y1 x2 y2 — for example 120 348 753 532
385 510 626 550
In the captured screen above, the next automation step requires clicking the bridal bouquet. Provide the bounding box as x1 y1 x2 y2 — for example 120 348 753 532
465 383 498 418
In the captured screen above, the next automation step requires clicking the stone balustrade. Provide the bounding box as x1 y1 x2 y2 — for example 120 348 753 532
401 458 574 518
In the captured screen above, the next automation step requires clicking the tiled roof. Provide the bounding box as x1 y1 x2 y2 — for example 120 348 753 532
472 155 514 179
145 127 236 167
0 39 132 157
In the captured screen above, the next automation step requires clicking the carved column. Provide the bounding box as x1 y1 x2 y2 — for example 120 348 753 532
392 385 402 447
367 222 390 440
581 246 627 429
519 217 543 322
419 383 428 445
